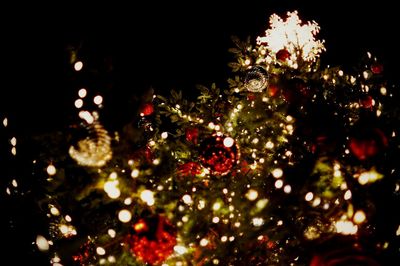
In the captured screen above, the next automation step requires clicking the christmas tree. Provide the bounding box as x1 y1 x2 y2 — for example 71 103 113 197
3 8 400 266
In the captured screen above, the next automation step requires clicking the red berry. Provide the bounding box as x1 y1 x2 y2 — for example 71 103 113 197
276 49 291 61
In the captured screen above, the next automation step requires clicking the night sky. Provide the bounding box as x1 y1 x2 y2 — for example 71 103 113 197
2 1 399 264
2 1 399 134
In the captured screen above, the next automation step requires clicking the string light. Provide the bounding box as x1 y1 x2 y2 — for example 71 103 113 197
74 61 83 71
36 235 49 251
118 209 132 223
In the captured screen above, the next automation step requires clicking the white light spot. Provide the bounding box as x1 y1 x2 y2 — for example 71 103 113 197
275 179 283 189
94 95 103 105
10 137 17 146
131 169 139 178
305 192 314 202
3 118 8 127
65 215 72 222
47 165 56 176
208 122 215 129
396 225 400 236
344 190 352 200
198 200 205 210
78 111 94 124
221 236 228 242
74 99 83 108
118 209 132 223
124 197 132 205
182 194 193 205
272 168 283 178
50 207 60 216
36 235 49 251
310 197 320 207
213 202 221 211
266 141 274 149
246 189 258 201
161 132 168 139
335 220 358 235
140 190 155 206
283 185 291 194
182 215 189 222
353 210 366 224
252 217 264 226
212 217 220 223
11 179 18 187
104 180 120 199
174 245 187 255
153 159 160 165
74 61 83 71
108 256 116 263
223 137 234 148
200 238 209 246
78 88 87 98
108 229 116 238
59 225 69 234
11 147 16 155
96 247 106 255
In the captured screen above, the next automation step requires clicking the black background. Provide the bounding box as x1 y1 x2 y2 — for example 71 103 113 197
2 1 399 264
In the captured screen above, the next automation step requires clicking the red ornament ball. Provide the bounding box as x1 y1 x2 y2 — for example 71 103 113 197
349 127 388 161
309 236 380 266
276 49 291 61
371 63 383 74
360 95 374 109
127 215 177 265
199 134 239 176
177 162 202 177
185 127 199 145
140 103 154 116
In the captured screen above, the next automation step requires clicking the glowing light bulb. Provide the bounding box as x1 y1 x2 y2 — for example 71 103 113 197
213 202 221 211
353 210 366 224
78 88 87 98
94 95 103 105
305 192 314 201
283 185 292 193
275 179 283 189
108 229 116 238
161 132 168 139
344 190 352 200
47 164 56 176
182 194 193 205
96 247 106 255
50 206 60 216
74 99 83 108
246 189 258 201
252 217 264 226
335 220 358 235
74 61 83 71
223 137 234 148
272 168 283 178
36 235 49 251
118 209 132 223
200 238 209 246
140 190 155 206
174 245 187 255
131 169 139 178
